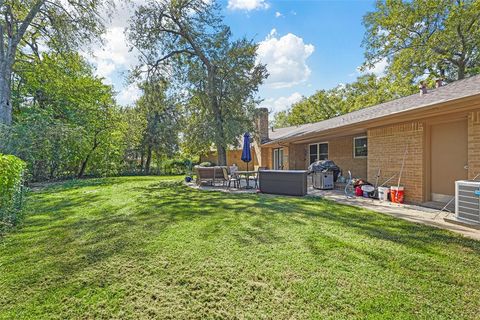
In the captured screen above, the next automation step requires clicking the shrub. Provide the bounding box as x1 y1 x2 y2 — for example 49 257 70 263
162 158 196 175
199 161 214 167
0 154 27 234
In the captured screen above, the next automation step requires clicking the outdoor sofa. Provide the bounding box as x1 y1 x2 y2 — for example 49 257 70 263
195 166 228 186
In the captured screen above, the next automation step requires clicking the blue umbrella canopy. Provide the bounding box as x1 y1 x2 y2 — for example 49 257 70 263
241 132 252 164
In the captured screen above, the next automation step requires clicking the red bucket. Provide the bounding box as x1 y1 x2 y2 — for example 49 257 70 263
355 186 363 196
390 186 404 203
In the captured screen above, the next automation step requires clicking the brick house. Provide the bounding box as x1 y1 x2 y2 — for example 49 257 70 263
202 75 480 205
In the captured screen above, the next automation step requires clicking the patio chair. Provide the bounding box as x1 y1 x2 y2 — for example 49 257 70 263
222 167 240 189
196 167 213 185
248 167 266 189
195 166 232 186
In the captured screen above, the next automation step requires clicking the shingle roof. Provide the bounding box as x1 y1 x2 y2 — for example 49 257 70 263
266 74 480 144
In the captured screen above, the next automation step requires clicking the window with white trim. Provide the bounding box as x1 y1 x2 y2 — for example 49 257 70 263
273 148 284 170
354 136 368 158
309 142 329 164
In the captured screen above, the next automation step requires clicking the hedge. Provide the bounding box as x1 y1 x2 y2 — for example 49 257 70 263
0 154 27 233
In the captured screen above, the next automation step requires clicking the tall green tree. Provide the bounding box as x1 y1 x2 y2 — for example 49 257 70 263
363 0 480 81
0 0 114 125
137 81 180 174
1 52 125 181
128 0 267 165
272 74 416 128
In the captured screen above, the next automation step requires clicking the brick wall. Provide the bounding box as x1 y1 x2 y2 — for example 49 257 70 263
200 148 259 170
368 121 425 203
283 136 367 176
289 144 307 170
260 147 272 169
255 108 269 143
329 136 367 178
468 111 480 179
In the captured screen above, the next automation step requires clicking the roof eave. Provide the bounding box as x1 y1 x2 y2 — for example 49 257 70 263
261 93 480 146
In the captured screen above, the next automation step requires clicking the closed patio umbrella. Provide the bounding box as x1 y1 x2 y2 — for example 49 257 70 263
241 132 252 171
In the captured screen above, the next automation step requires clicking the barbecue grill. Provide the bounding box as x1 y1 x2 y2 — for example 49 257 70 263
308 160 341 190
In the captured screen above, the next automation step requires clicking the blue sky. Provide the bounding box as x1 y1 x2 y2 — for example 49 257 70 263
88 0 382 115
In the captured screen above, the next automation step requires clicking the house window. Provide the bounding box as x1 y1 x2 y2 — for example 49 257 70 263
273 148 284 170
309 142 329 164
354 136 368 158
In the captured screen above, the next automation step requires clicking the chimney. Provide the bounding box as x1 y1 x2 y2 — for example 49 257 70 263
419 82 427 95
435 78 444 88
255 108 269 143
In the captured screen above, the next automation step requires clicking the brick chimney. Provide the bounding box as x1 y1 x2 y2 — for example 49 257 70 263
419 82 427 95
435 78 444 88
255 108 269 143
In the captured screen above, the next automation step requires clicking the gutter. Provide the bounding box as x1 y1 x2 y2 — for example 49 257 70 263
261 93 480 147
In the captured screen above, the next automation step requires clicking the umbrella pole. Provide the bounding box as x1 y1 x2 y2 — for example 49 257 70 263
246 162 249 188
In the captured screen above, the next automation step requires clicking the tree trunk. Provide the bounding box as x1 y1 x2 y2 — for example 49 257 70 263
213 106 227 166
0 0 46 125
145 145 152 174
457 63 466 80
77 154 91 179
207 67 228 166
216 144 227 166
0 62 13 125
140 150 145 173
77 135 99 178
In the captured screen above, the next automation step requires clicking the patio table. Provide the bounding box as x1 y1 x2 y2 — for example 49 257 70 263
235 170 258 189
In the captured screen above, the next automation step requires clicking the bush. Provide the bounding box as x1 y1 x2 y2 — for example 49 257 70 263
0 154 27 234
199 161 214 167
162 158 196 175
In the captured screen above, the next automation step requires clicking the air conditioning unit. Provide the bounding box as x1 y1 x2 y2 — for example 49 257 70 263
455 180 480 225
313 171 334 190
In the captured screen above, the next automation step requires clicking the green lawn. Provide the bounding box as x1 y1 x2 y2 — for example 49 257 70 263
1 176 479 319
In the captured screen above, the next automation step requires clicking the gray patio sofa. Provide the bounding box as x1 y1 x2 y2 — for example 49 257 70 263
258 170 308 196
195 166 227 186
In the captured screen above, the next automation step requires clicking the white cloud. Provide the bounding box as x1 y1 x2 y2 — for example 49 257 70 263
227 0 269 11
84 23 141 105
357 57 388 77
275 11 282 18
257 29 315 89
260 92 303 114
89 26 138 77
117 83 142 106
95 61 116 83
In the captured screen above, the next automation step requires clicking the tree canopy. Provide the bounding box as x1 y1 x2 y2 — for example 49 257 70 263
273 0 480 128
272 74 416 128
0 0 114 125
1 52 126 180
3 0 480 181
128 0 267 165
363 0 480 81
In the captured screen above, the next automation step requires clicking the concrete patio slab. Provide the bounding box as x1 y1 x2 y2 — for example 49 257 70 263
307 187 480 241
186 181 480 241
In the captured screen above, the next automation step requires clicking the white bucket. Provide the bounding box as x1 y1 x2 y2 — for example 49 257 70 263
378 187 390 202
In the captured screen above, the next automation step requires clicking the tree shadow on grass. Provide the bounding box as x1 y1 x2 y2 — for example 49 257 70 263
2 178 480 314
129 181 480 277
31 176 163 194
137 182 480 253
133 183 480 296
